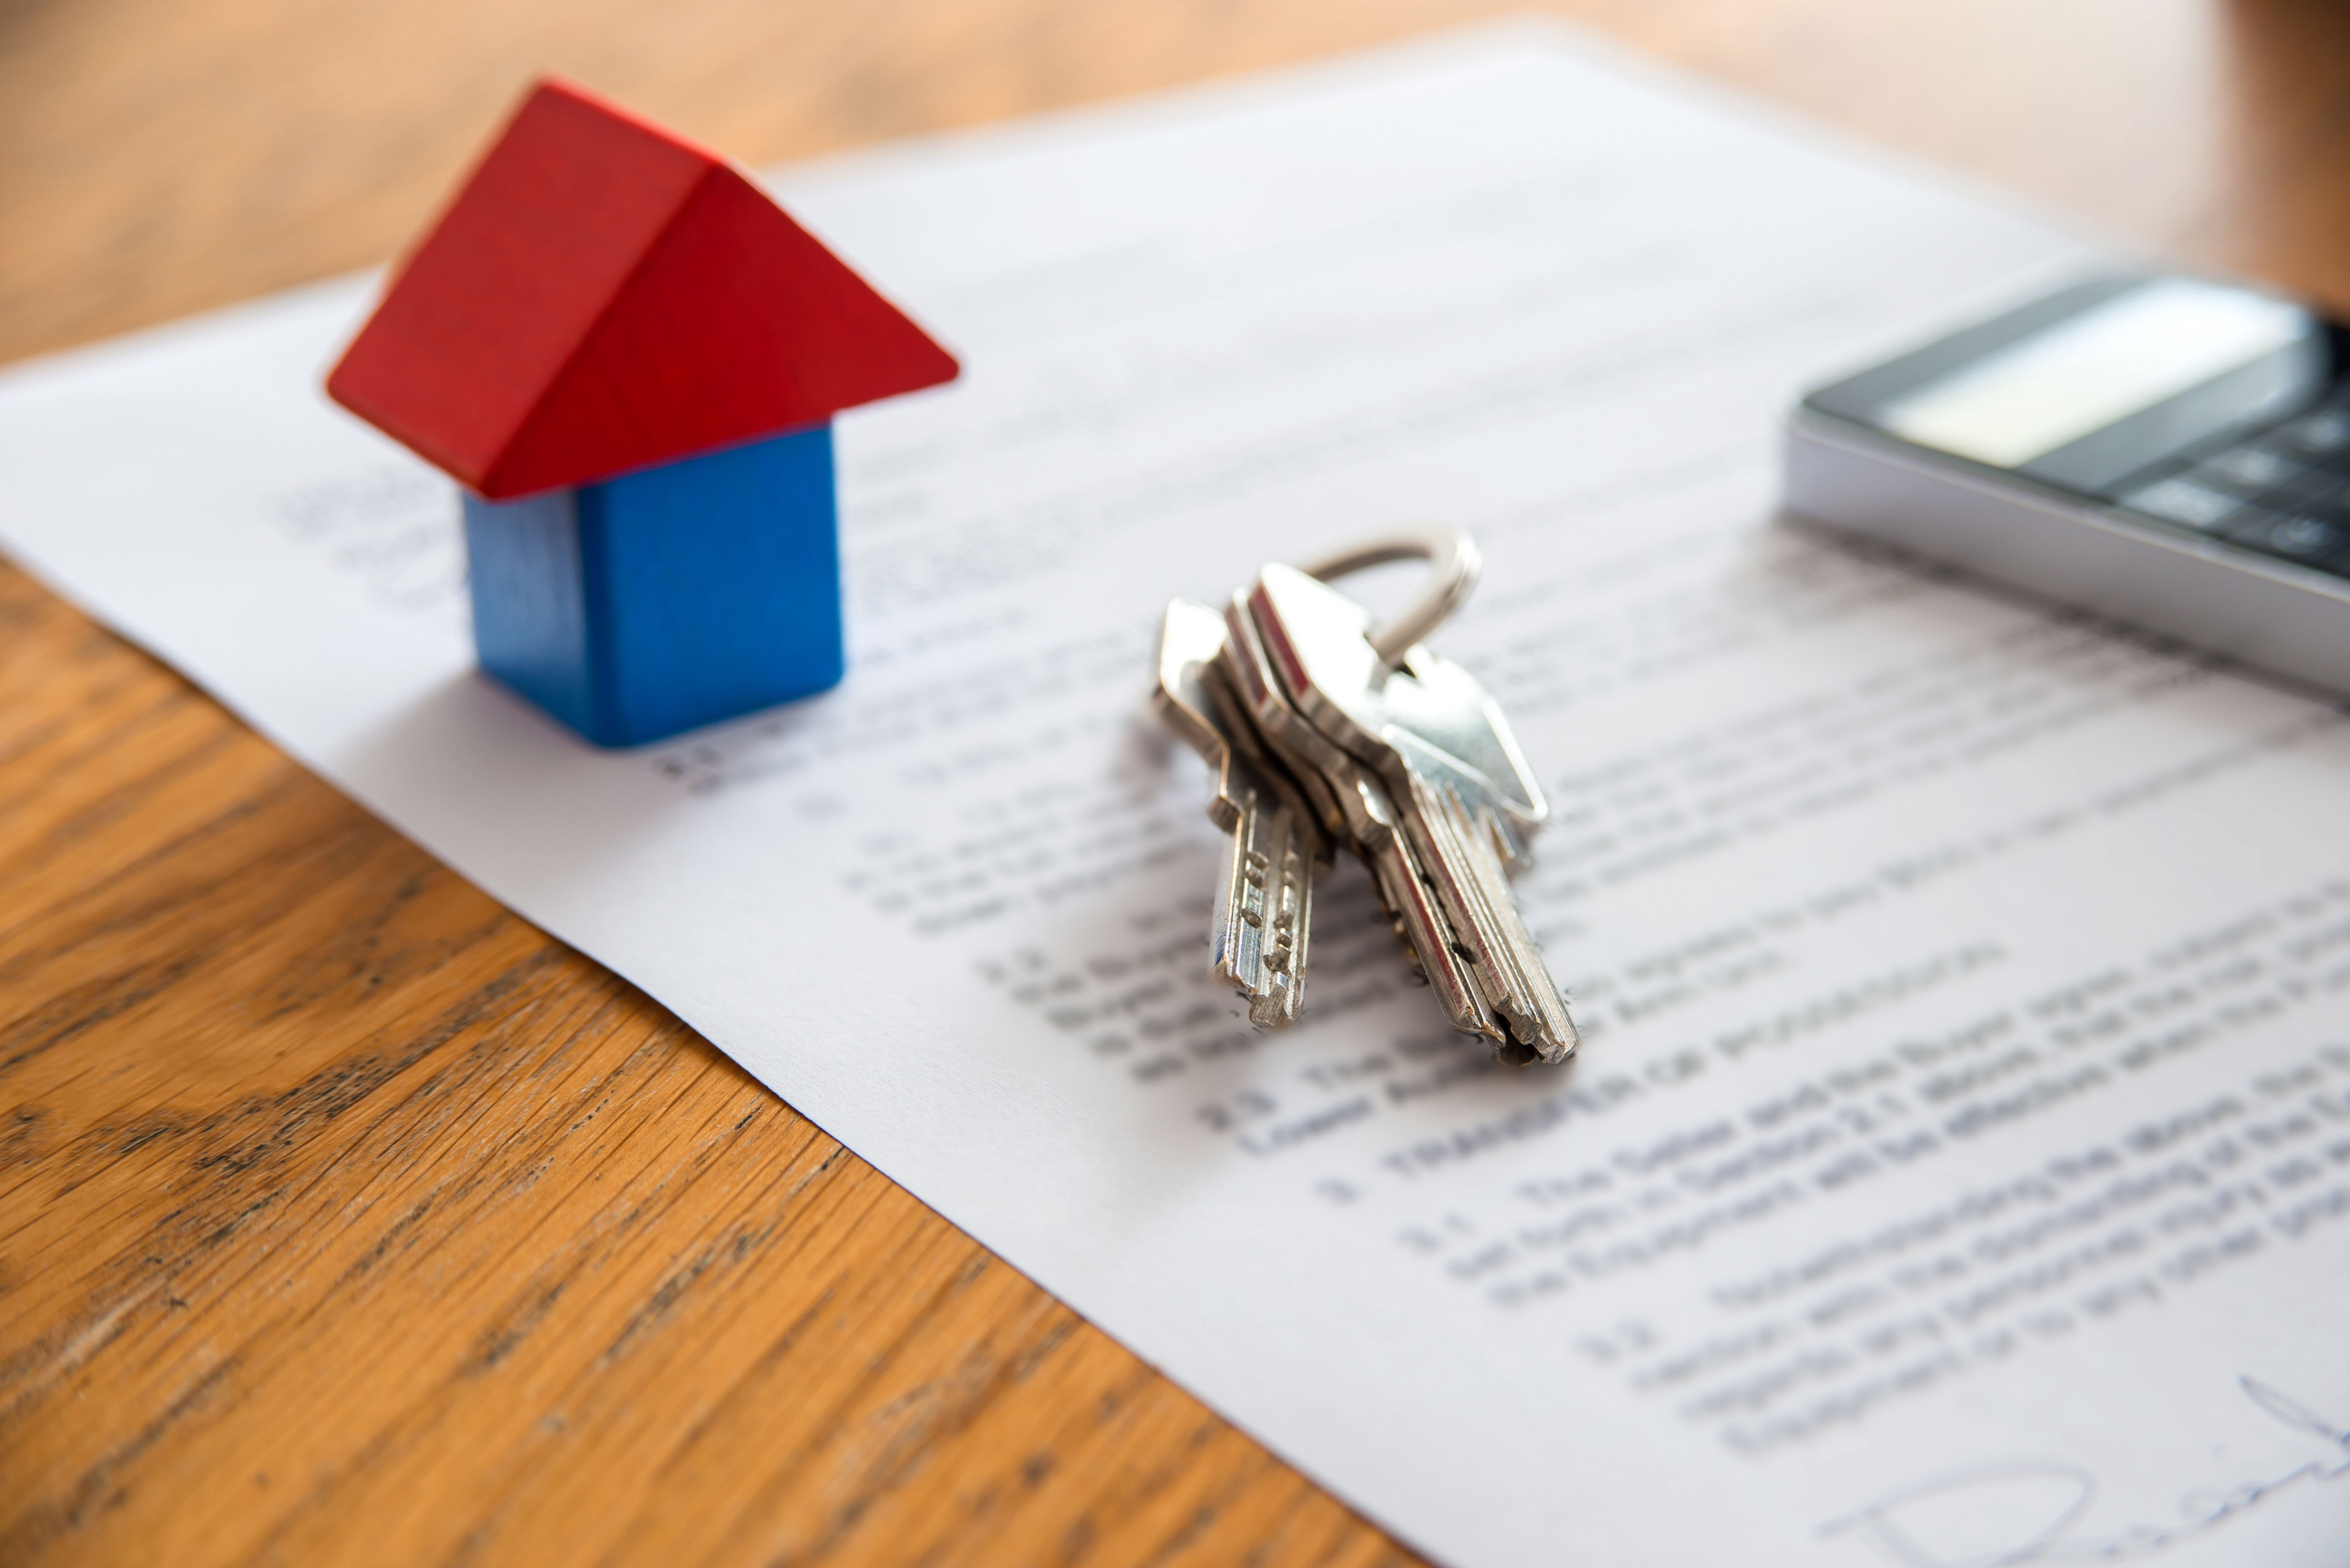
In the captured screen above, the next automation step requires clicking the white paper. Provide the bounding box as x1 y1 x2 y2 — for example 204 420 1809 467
5 25 2348 1566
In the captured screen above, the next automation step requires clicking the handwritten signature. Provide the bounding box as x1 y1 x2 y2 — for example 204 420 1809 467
1820 1377 2350 1565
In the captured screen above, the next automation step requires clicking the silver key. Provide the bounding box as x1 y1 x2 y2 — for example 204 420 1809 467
1245 563 1578 1065
1155 599 1321 1028
1218 589 1491 1037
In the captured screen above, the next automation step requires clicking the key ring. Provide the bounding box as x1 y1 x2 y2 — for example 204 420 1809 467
1291 523 1481 668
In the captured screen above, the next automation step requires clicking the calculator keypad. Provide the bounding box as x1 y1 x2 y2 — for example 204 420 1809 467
2224 509 2348 563
2112 397 2350 576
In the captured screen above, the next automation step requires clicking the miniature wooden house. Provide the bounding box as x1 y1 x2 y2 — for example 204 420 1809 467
327 78 958 746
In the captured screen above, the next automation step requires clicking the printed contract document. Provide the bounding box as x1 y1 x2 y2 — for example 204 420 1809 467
4 27 2347 1566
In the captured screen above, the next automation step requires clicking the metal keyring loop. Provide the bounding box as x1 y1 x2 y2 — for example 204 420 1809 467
1291 523 1481 668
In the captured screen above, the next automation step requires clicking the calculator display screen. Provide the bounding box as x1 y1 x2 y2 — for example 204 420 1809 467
1876 280 2312 469
1805 273 2343 497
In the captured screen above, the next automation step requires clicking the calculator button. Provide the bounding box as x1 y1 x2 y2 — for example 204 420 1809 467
2192 446 2304 495
2224 508 2348 565
2277 468 2350 515
2274 406 2350 460
2117 477 2247 532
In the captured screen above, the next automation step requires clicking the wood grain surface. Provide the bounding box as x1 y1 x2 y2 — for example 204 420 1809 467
4 2 2347 1565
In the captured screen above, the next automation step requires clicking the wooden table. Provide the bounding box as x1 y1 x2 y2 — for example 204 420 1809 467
5 2 2345 1563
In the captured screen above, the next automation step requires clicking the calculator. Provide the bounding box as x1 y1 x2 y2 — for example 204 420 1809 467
1784 273 2350 695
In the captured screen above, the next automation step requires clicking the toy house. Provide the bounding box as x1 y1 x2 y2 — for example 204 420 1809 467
327 78 958 746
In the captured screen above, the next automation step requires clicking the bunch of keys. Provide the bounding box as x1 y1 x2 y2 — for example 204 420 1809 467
1152 526 1579 1067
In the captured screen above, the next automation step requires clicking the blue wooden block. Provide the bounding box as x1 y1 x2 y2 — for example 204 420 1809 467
462 424 844 747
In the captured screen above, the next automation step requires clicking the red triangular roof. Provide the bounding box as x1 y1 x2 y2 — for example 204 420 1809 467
327 78 958 499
